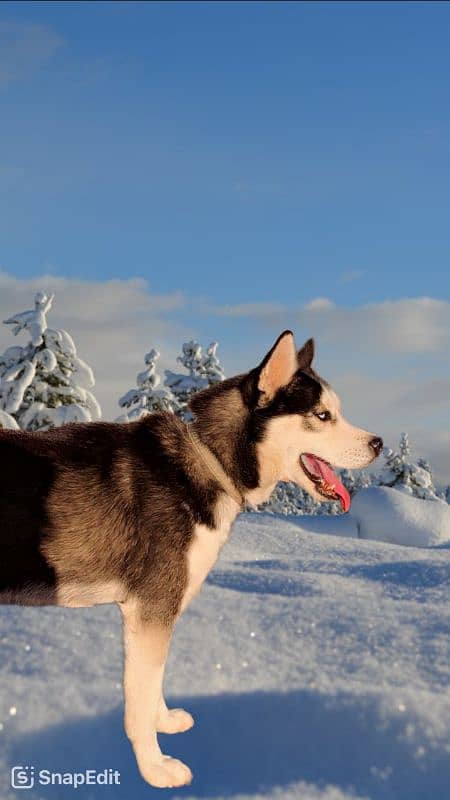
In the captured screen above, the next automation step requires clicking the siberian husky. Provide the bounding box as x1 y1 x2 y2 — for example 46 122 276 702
0 331 382 788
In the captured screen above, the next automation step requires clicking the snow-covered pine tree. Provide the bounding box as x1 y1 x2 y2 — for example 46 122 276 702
0 291 101 431
340 468 372 495
116 348 178 422
164 340 225 420
416 457 448 502
257 482 306 516
377 432 442 501
200 341 226 385
340 469 357 496
378 432 410 489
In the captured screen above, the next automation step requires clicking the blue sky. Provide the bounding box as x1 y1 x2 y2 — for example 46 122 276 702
2 1 450 305
0 2 450 478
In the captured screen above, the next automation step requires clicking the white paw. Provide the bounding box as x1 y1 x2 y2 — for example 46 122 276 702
140 755 193 788
157 707 195 734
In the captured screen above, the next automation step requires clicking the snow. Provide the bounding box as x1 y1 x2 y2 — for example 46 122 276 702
3 292 54 348
1 512 450 799
0 361 36 415
351 487 450 547
0 410 19 430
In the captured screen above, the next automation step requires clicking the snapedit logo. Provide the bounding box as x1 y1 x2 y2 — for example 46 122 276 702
11 766 120 790
11 766 35 789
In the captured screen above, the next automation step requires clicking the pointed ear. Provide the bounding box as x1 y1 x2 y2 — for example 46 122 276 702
297 338 314 371
257 330 297 405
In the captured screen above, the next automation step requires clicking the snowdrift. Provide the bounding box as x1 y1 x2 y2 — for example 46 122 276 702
279 487 450 549
350 486 450 547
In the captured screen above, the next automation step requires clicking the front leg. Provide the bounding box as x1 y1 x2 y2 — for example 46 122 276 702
120 599 192 788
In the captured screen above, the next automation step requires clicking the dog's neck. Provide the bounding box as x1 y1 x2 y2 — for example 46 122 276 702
190 416 279 508
186 426 244 508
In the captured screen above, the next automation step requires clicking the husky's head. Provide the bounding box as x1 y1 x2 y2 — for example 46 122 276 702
190 330 382 511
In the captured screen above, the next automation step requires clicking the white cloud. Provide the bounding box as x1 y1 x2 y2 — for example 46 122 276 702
0 21 64 88
214 296 450 355
304 298 336 312
307 296 450 354
301 297 450 354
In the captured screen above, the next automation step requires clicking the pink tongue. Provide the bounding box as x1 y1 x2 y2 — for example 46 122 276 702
303 454 351 512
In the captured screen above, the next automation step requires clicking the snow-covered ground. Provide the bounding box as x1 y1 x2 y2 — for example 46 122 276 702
1 511 450 800
351 487 450 547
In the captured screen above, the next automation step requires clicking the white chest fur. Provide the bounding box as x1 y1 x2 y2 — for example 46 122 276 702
181 495 239 613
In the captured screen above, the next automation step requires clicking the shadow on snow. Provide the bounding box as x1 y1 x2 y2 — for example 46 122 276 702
8 688 449 799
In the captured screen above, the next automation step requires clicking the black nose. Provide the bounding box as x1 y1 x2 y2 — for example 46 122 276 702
370 437 383 457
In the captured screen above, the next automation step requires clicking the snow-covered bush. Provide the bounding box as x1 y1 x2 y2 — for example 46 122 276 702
376 432 442 501
256 482 341 517
257 465 374 516
164 340 225 420
0 291 101 431
116 348 178 422
256 482 311 516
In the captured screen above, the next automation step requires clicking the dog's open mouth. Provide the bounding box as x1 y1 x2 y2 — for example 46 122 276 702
300 453 351 512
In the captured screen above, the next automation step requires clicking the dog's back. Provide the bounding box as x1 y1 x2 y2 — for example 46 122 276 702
0 415 217 609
